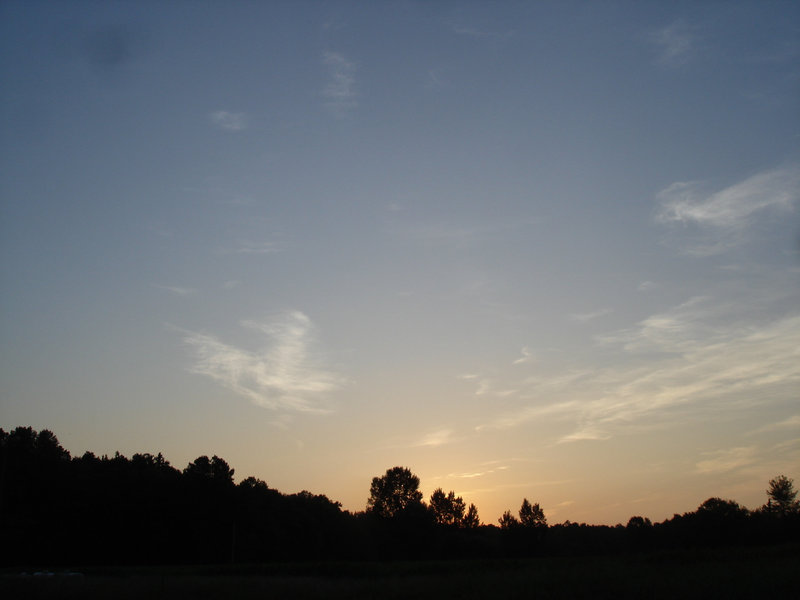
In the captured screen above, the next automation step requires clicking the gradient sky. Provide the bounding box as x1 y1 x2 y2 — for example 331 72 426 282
1 1 798 525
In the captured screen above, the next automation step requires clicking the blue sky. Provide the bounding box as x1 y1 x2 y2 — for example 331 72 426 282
1 1 798 524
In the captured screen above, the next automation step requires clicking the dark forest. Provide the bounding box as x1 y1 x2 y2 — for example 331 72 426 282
2 427 798 567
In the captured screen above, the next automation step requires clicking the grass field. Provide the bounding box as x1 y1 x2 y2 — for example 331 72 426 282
3 544 799 599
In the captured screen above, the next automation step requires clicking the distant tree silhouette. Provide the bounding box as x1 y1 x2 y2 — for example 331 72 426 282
239 476 270 492
691 497 750 546
498 509 518 529
497 499 547 555
366 466 424 518
519 498 547 529
696 497 748 520
765 475 799 516
184 455 235 484
463 503 481 528
3 425 798 566
429 488 466 526
626 515 652 529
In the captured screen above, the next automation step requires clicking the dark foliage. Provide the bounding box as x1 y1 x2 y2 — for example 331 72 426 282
1 426 798 567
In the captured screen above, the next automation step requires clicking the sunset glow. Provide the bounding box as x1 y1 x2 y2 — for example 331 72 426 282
1 1 798 526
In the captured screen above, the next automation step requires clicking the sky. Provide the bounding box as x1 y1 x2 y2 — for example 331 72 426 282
1 1 798 526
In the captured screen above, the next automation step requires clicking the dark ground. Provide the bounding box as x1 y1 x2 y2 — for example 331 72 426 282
3 543 799 599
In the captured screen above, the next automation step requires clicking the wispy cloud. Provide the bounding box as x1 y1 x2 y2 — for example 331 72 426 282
656 166 799 255
638 281 657 292
209 110 247 131
183 311 344 414
322 51 357 117
696 446 757 474
657 167 798 229
230 240 286 255
476 401 581 432
451 24 513 39
475 378 517 398
558 426 612 444
398 219 539 249
648 21 694 67
414 428 455 447
448 470 493 479
459 479 572 497
513 346 534 365
426 68 446 89
476 296 800 444
596 295 711 353
747 415 800 436
154 284 196 296
569 308 612 323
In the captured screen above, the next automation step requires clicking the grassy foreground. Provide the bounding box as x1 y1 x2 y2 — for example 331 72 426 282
3 544 799 599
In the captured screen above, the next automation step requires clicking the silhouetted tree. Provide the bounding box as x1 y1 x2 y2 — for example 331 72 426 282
429 488 466 526
625 515 653 550
6 425 798 565
690 497 750 546
765 475 799 516
519 498 547 529
498 510 519 529
463 503 481 528
696 497 749 520
366 466 424 518
626 515 652 529
184 455 235 484
239 476 270 492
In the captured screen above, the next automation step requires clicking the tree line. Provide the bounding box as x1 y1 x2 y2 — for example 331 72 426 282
1 427 797 566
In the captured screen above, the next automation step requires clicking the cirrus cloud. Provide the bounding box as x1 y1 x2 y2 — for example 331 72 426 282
209 110 247 131
183 311 344 414
656 166 799 255
322 51 357 117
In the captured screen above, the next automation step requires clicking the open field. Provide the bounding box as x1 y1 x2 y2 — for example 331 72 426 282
3 544 799 599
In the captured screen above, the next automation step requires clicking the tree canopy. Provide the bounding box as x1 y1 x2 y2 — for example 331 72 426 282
1 427 797 566
519 498 547 528
366 466 423 518
765 475 799 516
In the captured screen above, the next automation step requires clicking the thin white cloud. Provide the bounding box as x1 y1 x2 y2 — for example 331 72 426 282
648 21 694 67
475 378 517 398
414 428 454 447
448 470 492 479
183 311 344 414
596 296 711 353
459 479 572 497
476 401 581 432
747 415 800 436
569 308 612 323
154 284 196 296
399 219 539 249
656 166 799 255
230 240 286 255
638 281 657 292
451 24 513 39
209 110 247 131
322 51 357 117
426 68 445 88
408 223 481 245
513 346 534 365
657 167 798 230
558 426 612 444
696 446 757 474
476 297 800 443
